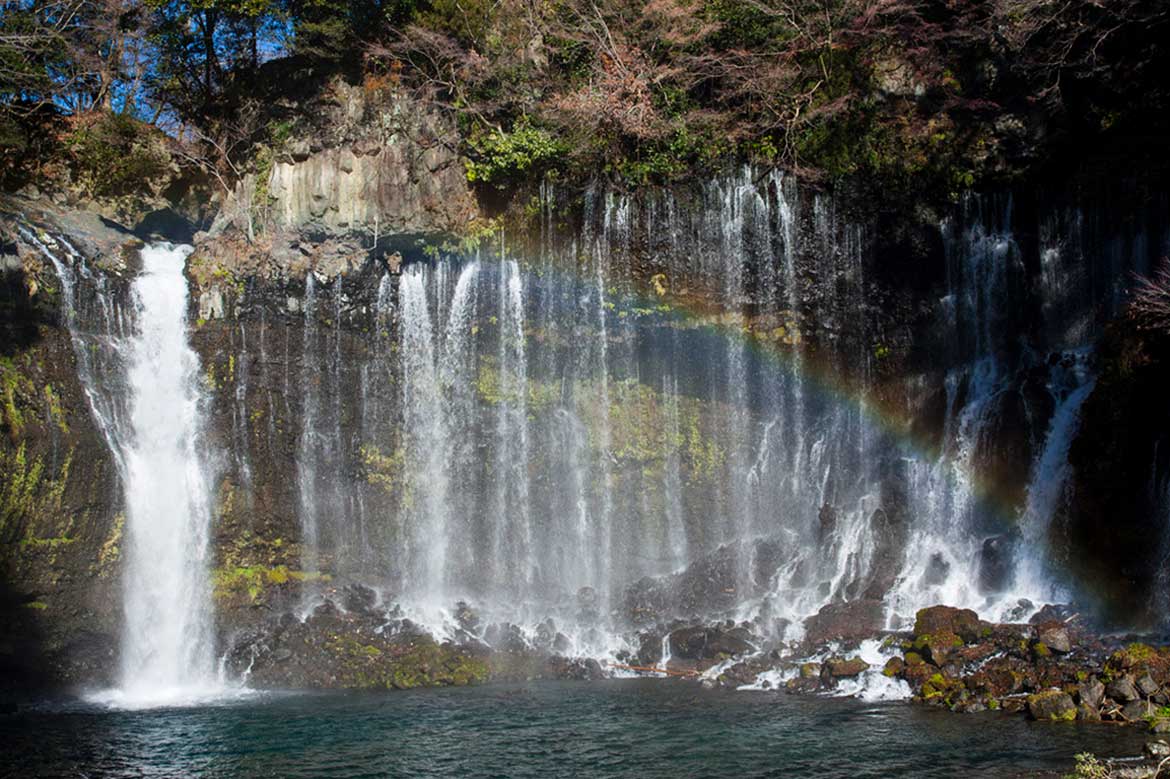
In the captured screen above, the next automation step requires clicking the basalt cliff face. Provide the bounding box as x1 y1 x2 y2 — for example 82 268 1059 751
1 85 1168 697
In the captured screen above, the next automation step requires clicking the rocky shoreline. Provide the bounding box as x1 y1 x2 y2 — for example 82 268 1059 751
208 578 1170 776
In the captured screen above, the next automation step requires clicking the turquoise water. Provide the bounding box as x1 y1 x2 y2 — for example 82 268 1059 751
0 680 1148 778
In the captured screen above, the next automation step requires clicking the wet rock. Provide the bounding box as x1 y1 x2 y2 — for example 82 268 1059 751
1005 599 1036 623
954 641 999 666
923 553 951 588
534 619 557 651
908 632 964 667
786 676 820 695
822 656 870 679
817 503 837 543
719 657 773 688
1122 700 1149 722
1078 703 1102 721
1109 676 1142 703
341 584 380 617
883 657 905 677
1138 673 1160 697
1146 740 1170 758
1079 677 1106 709
636 632 665 666
484 623 529 653
546 656 604 681
668 626 753 660
921 672 965 706
454 601 480 633
952 699 987 714
577 587 601 621
978 535 1014 593
913 605 986 644
1038 625 1072 654
860 507 909 600
904 661 937 689
1029 604 1078 625
1027 690 1077 721
622 578 666 626
802 599 886 646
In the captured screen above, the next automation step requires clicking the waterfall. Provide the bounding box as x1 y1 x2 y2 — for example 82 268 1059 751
25 168 1143 668
28 235 220 707
397 261 479 605
113 244 217 704
1012 356 1095 599
297 274 322 583
398 265 452 601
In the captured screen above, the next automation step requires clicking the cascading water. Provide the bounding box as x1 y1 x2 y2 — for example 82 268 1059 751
72 167 1153 674
109 244 218 706
28 235 221 707
365 172 1155 646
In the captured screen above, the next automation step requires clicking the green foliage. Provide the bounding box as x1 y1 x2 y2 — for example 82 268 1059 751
613 125 732 185
62 113 170 199
360 443 407 495
97 513 124 574
0 356 31 437
465 120 566 187
0 443 71 538
43 384 68 434
1062 753 1112 779
213 564 329 602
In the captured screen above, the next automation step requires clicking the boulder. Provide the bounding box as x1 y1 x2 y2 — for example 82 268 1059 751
1146 740 1170 758
1123 700 1149 722
1079 677 1106 710
1038 625 1072 654
1027 690 1077 721
802 600 886 646
668 626 754 660
1078 703 1102 721
823 656 870 678
1109 676 1142 703
978 535 1015 593
910 632 964 667
1150 720 1170 735
546 656 605 681
1029 604 1078 625
341 584 379 617
1138 673 1161 697
786 676 820 695
913 605 987 644
883 657 906 677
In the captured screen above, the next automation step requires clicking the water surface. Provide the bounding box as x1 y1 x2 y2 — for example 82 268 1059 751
0 681 1148 778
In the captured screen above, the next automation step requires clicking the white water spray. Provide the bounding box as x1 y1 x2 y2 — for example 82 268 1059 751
76 244 222 708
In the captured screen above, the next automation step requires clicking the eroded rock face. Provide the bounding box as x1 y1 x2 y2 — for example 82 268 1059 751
0 202 137 690
243 83 477 239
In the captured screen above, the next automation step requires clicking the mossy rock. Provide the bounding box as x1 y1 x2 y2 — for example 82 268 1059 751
1026 690 1077 722
909 631 965 666
913 605 985 644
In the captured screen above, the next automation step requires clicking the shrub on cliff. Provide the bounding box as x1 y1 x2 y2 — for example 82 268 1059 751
1130 261 1170 334
60 112 172 199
